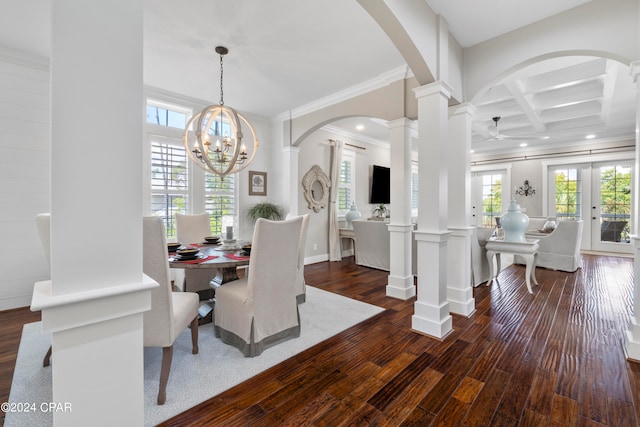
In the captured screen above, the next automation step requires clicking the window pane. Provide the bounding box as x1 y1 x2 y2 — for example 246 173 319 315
599 165 631 242
338 156 354 212
481 173 502 227
146 105 186 130
205 173 235 236
150 142 188 239
151 143 188 190
554 168 581 220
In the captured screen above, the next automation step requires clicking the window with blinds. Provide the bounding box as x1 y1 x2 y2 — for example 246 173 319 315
150 142 188 238
205 173 235 235
411 166 419 216
146 98 238 240
338 151 356 213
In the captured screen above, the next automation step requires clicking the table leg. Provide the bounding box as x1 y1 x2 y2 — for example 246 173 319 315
522 254 534 294
531 254 538 286
486 250 496 286
211 266 240 288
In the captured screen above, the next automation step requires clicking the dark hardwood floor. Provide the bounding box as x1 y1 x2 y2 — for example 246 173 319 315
2 254 640 426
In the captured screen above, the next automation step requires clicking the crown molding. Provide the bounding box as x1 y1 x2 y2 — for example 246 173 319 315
322 124 389 148
275 65 412 122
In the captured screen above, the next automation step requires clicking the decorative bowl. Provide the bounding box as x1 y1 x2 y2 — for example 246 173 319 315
167 242 182 252
241 244 252 255
204 236 221 243
176 247 199 257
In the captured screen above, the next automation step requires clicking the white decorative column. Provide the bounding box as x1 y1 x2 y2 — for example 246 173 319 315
625 60 640 361
446 103 476 316
30 1 155 425
387 118 416 300
412 81 453 339
282 145 300 215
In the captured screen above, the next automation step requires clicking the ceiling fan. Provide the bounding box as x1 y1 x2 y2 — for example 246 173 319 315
478 116 549 142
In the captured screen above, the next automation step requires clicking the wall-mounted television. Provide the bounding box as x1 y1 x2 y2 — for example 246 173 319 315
370 165 390 204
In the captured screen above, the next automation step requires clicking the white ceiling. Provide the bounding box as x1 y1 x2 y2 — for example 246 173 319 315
0 0 635 155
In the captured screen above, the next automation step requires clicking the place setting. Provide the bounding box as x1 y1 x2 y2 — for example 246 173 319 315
168 246 217 264
224 244 251 261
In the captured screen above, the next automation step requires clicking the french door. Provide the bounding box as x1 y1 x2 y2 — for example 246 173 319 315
470 165 511 228
547 158 633 254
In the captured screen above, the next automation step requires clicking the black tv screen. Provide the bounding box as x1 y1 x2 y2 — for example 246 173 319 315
370 165 390 204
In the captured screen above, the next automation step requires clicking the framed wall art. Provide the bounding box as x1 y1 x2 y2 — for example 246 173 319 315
249 171 267 196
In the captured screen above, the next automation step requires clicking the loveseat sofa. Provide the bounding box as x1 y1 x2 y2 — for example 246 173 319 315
517 217 584 272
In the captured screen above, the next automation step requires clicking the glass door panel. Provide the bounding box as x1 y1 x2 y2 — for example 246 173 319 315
592 164 632 252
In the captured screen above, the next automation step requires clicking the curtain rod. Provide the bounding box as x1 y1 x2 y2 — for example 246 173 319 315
470 144 635 166
328 139 366 150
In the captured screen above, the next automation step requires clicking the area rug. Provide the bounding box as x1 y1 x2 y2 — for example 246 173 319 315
6 286 384 426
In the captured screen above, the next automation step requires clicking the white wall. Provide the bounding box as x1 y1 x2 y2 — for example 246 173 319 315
0 49 50 309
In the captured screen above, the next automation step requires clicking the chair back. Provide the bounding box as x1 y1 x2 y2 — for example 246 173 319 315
142 216 174 346
247 217 302 336
176 213 211 245
286 213 310 300
35 213 51 266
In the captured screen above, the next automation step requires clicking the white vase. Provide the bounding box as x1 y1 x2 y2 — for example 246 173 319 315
345 202 362 229
501 198 529 243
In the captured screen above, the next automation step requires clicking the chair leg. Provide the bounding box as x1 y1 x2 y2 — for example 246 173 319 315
157 346 173 405
191 317 199 354
43 345 52 367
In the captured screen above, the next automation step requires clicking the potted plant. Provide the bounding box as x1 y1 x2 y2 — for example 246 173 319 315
373 203 388 219
247 202 283 222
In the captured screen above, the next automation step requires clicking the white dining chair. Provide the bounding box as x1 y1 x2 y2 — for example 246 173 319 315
214 216 302 357
175 212 216 293
286 213 310 303
143 216 200 404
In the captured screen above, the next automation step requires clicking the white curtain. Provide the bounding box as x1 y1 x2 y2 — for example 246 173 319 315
329 140 344 261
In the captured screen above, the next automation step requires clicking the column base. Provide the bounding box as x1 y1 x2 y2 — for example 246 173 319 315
412 300 452 339
386 275 416 300
447 287 475 317
626 316 640 362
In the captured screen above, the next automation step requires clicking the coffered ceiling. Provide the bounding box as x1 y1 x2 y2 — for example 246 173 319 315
470 56 635 155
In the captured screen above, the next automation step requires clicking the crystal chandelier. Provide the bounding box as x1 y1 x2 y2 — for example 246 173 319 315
183 46 258 179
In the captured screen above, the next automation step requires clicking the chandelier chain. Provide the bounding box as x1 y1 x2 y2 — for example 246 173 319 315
219 53 224 105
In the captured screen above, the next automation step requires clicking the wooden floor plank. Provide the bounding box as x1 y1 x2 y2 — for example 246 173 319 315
1 254 639 426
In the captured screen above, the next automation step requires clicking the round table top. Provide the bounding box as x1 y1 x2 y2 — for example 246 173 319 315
168 242 250 269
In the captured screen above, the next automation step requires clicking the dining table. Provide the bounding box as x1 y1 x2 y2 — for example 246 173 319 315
168 241 250 324
168 241 250 288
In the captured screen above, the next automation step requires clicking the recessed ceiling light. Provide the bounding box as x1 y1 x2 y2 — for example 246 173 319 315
520 143 528 147
356 124 364 131
470 149 475 154
585 134 596 139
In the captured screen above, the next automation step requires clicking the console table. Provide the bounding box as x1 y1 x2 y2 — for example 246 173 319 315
486 238 539 294
339 228 357 262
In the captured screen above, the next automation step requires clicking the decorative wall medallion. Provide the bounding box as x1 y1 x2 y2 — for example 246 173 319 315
302 164 331 212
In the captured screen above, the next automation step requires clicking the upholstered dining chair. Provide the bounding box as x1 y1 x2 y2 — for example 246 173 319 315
286 213 310 304
35 213 53 367
214 216 303 357
143 216 199 404
175 212 215 294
